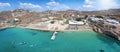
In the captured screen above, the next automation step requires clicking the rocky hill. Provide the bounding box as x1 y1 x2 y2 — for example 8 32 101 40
80 9 120 15
0 8 120 24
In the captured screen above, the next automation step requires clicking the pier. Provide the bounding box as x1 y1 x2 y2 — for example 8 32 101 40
51 31 58 40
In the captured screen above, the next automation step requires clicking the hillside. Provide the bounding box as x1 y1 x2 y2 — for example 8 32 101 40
0 8 120 24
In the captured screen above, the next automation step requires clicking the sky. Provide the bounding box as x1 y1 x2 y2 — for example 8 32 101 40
0 0 120 11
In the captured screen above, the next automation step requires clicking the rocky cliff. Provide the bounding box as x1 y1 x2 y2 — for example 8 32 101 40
89 20 120 40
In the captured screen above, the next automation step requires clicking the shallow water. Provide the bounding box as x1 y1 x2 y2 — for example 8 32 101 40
0 28 120 52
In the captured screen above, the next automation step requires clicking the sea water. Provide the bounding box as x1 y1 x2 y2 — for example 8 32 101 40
0 28 120 52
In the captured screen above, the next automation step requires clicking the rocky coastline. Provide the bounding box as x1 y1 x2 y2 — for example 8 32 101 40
89 20 120 41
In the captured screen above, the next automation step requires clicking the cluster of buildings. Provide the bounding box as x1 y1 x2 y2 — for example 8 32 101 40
89 17 119 25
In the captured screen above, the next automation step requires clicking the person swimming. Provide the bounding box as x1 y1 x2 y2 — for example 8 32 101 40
30 45 34 47
100 49 104 52
30 44 36 47
32 33 37 36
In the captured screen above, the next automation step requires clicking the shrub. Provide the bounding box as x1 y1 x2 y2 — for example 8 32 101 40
96 16 104 18
75 18 83 21
50 20 55 24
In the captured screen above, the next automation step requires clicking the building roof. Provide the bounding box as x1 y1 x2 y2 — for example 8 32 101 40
106 19 119 24
69 20 84 25
90 17 103 21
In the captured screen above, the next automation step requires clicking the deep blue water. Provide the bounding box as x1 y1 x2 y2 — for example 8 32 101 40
0 28 120 52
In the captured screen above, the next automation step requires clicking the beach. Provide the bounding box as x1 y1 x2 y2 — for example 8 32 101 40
15 22 92 32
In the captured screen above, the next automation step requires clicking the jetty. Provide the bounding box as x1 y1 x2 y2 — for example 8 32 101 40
51 31 58 40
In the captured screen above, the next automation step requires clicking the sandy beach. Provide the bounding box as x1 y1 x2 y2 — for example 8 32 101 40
15 23 92 32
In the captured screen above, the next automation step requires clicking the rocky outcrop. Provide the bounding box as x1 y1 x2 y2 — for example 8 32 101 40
90 21 120 41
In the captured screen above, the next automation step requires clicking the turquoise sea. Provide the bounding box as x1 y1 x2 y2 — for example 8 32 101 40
0 28 120 52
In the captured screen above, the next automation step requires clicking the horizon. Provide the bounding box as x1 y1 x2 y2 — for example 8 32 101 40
0 0 120 12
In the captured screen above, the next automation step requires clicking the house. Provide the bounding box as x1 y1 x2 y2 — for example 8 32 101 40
105 19 119 25
89 17 103 22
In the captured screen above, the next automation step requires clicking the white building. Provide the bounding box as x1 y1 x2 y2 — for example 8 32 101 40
105 19 119 25
90 17 103 21
69 20 84 25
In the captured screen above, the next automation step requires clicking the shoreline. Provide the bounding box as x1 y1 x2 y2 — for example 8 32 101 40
1 26 120 41
0 26 93 32
18 26 93 32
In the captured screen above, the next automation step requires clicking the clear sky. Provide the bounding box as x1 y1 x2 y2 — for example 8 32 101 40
0 0 120 11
